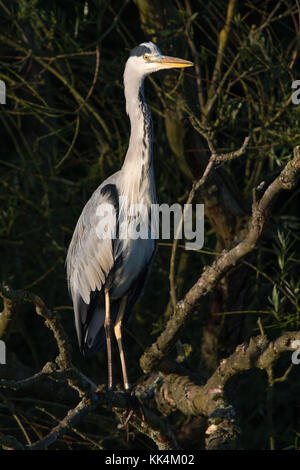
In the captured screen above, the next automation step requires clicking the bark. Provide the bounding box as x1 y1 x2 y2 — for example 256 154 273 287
140 147 300 374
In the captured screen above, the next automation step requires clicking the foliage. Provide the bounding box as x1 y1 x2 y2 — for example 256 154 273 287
0 0 299 450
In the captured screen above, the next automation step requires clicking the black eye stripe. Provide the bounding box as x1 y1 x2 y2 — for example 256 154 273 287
130 45 151 57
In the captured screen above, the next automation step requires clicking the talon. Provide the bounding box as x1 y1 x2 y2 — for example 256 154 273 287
118 390 139 428
124 408 134 426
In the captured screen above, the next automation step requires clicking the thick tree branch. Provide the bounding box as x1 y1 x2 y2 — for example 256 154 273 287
140 146 300 374
0 286 179 450
1 142 299 449
154 331 300 449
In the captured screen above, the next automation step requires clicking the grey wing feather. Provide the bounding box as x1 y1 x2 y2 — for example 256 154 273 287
66 172 120 348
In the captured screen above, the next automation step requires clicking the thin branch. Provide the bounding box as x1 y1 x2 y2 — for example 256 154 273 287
184 0 205 111
169 135 250 310
27 396 96 450
207 0 237 99
141 146 300 374
0 286 179 450
74 45 100 115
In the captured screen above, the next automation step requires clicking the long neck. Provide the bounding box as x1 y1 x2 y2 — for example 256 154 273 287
122 70 153 172
120 68 155 206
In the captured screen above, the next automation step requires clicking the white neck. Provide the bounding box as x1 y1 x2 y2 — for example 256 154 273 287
120 64 155 205
123 66 153 166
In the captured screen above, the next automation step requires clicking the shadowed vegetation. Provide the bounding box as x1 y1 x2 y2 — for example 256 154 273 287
0 0 300 450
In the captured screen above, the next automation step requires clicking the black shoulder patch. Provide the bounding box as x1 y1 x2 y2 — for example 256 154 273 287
100 183 119 241
130 44 151 57
100 184 119 212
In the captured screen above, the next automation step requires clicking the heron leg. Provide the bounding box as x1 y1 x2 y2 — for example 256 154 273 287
104 287 114 390
114 295 130 391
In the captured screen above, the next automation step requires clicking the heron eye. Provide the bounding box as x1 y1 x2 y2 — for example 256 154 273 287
143 54 150 62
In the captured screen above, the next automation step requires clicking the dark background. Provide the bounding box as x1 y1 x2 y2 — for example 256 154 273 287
0 0 299 450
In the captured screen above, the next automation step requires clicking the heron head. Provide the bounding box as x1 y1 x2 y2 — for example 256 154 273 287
126 42 193 77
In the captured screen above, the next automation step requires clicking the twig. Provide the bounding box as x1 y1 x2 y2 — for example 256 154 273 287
84 1 130 49
169 135 250 310
74 46 100 115
0 285 179 450
207 0 237 99
55 114 80 169
141 146 300 374
184 0 205 111
27 396 96 450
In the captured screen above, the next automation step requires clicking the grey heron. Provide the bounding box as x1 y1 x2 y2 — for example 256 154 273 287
66 42 193 391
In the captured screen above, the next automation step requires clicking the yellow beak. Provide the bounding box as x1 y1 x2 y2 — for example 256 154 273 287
154 56 194 68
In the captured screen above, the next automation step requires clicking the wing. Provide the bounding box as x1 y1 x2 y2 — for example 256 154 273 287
82 241 157 357
66 172 120 350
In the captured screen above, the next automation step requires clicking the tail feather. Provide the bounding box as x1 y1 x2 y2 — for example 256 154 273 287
73 260 154 358
73 288 123 357
82 299 121 357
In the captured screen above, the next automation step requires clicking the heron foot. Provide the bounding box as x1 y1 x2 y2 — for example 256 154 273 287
119 390 144 428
